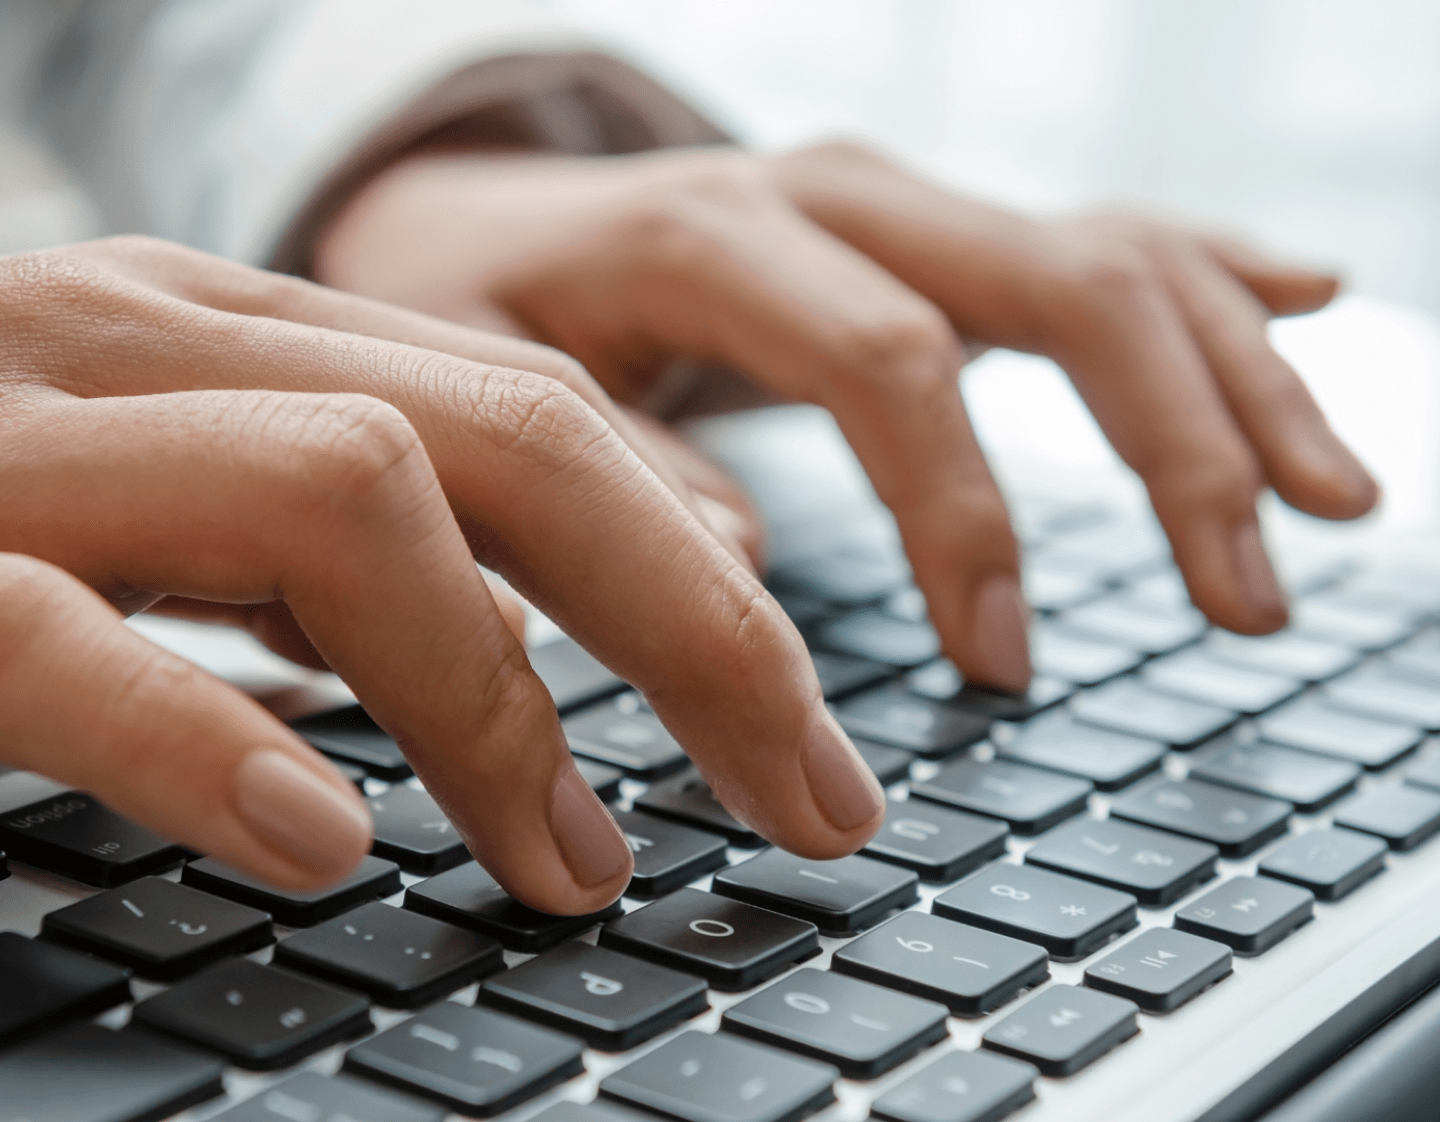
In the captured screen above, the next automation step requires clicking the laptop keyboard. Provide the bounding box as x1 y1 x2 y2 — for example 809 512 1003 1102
6 497 1440 1122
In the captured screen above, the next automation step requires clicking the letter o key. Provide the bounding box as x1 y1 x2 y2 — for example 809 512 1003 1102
689 919 735 938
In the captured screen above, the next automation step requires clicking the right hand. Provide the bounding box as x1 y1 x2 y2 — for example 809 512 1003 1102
0 236 884 914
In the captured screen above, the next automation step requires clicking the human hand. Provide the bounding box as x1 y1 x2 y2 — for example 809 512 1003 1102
314 143 1378 693
0 237 883 913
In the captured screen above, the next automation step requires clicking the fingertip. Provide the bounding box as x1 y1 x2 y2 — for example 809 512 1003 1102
545 764 633 910
959 573 1032 693
801 704 885 843
231 748 374 887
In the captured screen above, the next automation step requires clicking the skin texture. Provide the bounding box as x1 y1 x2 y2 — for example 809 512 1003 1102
0 237 885 914
314 141 1380 694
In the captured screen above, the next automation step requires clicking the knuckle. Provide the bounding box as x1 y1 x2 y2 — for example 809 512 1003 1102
1069 243 1159 302
833 307 961 386
280 394 426 509
468 367 609 469
1159 450 1262 516
630 154 775 263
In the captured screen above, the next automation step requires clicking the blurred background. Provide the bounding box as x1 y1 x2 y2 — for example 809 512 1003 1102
3 0 1438 524
4 0 1438 316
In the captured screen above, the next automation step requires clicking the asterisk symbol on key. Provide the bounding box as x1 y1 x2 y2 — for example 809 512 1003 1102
1060 904 1087 916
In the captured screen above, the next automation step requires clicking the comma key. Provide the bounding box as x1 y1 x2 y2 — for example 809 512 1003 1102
131 959 372 1070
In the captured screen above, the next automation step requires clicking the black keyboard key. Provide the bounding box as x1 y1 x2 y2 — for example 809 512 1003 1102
831 911 1047 1015
1258 827 1387 900
530 636 627 713
0 792 186 887
290 705 412 780
1256 697 1422 769
1085 928 1231 1017
1031 624 1143 685
1332 785 1440 850
834 686 991 757
721 967 948 1078
1024 818 1216 907
345 1000 584 1117
810 649 892 700
599 1030 838 1122
1109 779 1290 857
994 714 1165 791
862 799 1009 882
212 1072 445 1122
1060 594 1205 654
816 609 941 668
932 863 1136 959
1141 648 1302 714
273 900 504 1008
1189 740 1360 813
905 659 1072 721
0 931 131 1049
857 739 916 784
609 810 729 898
403 861 621 952
1324 665 1440 729
712 849 917 935
183 854 401 928
911 759 1091 835
480 941 707 1050
367 786 470 874
0 1022 223 1122
635 770 765 847
565 706 689 779
1204 630 1359 682
1071 679 1235 749
40 876 273 981
132 958 371 1070
599 887 819 991
871 1049 1038 1122
1173 876 1313 954
981 984 1139 1076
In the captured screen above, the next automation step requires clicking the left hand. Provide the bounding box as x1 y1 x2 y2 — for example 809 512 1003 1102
313 142 1378 694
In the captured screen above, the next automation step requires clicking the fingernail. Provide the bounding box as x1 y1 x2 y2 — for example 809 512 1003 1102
233 750 372 878
971 574 1032 693
548 766 631 889
1232 522 1288 627
803 705 884 831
